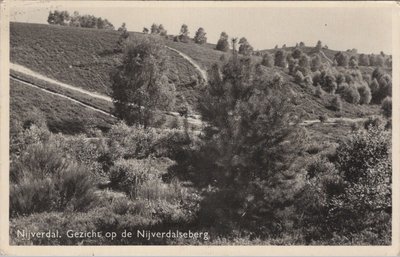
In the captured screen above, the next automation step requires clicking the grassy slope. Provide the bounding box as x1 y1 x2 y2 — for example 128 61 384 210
10 22 202 111
11 22 383 140
11 23 120 95
10 79 116 134
10 70 114 114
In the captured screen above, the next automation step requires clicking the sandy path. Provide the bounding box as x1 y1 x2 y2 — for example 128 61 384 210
165 46 208 82
10 63 113 102
10 75 115 117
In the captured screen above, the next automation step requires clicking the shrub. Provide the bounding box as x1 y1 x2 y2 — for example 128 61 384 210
216 32 229 52
336 126 390 183
342 84 360 104
109 158 151 197
358 84 372 105
319 114 328 123
294 70 304 84
106 122 189 161
381 97 392 118
323 74 337 94
363 116 385 130
194 27 207 44
311 55 322 72
306 157 336 179
261 53 274 67
296 125 391 244
314 84 324 98
330 95 342 112
274 50 287 68
10 143 96 217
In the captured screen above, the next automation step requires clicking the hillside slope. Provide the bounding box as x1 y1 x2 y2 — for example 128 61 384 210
11 22 384 128
10 22 204 111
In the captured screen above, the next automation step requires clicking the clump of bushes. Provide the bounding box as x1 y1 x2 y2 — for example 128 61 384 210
341 84 360 104
10 143 97 217
296 125 391 244
48 10 114 30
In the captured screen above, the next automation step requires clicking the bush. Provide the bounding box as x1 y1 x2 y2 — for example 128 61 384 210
194 27 207 44
363 116 385 130
216 32 229 52
319 114 328 123
294 70 304 84
381 97 392 118
296 125 391 244
261 53 274 67
330 95 342 112
10 143 96 217
109 158 151 198
336 126 390 183
358 84 372 105
341 84 360 104
306 157 336 179
314 84 324 98
107 122 190 161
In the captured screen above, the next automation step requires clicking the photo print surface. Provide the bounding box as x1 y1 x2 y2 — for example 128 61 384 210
5 1 396 248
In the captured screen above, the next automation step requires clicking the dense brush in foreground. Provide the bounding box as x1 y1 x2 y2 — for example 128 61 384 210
9 52 391 245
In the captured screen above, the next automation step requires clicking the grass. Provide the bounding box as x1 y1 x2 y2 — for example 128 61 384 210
10 70 115 114
11 22 204 113
11 22 121 96
10 79 116 134
10 22 385 139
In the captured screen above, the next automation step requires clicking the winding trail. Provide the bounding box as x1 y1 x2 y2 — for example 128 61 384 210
10 48 364 129
10 63 112 102
10 75 115 117
165 46 208 82
10 62 202 127
320 50 333 64
299 117 366 126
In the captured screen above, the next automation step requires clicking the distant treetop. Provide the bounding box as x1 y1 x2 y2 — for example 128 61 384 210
48 10 114 30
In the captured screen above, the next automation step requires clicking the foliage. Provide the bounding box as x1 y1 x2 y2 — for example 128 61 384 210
334 52 349 67
261 53 274 67
238 37 253 56
341 84 360 104
48 10 114 30
194 27 207 44
315 40 322 52
117 23 127 32
10 143 96 217
111 37 176 126
311 55 322 72
330 95 342 112
178 24 190 43
336 125 390 183
274 50 287 68
216 32 229 52
294 70 304 84
370 68 392 104
381 97 392 118
115 23 130 53
47 10 70 26
358 54 370 66
314 84 324 98
357 84 372 105
173 53 307 237
296 125 391 244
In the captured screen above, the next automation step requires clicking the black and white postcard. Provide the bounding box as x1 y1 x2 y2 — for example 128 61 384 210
0 1 399 255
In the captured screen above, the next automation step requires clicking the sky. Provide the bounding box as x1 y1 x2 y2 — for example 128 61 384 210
9 1 394 54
